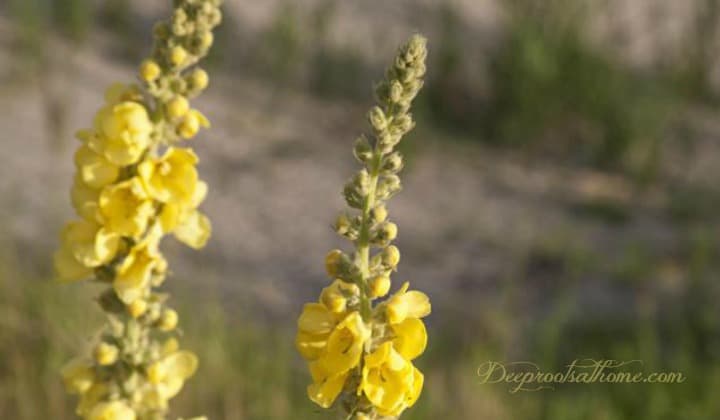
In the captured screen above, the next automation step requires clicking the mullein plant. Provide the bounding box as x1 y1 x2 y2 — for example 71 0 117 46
295 35 431 419
53 1 222 419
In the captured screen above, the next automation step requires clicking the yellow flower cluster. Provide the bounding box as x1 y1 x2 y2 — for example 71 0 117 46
296 35 430 419
55 1 222 419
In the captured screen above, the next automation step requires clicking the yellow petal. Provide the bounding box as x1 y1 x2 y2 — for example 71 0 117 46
53 246 93 282
392 317 427 360
173 210 211 249
74 145 119 188
297 303 335 335
307 370 349 409
61 358 95 394
295 331 328 361
87 400 136 420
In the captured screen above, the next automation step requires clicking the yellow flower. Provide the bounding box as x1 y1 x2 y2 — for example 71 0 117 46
138 147 199 205
114 226 165 304
75 145 120 189
359 342 424 417
61 358 95 395
71 174 101 222
86 400 136 420
305 312 370 409
146 351 198 401
59 220 120 268
385 282 431 325
172 209 211 249
91 101 152 165
99 177 155 238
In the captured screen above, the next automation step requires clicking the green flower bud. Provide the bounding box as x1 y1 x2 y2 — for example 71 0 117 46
368 106 387 132
370 204 388 223
376 174 401 200
389 80 403 103
382 245 401 269
381 152 403 174
353 135 373 164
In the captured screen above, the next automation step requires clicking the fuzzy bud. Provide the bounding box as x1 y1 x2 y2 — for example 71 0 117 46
368 106 387 132
140 59 161 82
382 245 401 269
381 152 403 174
369 275 391 298
94 342 119 366
170 46 188 67
127 300 148 318
353 135 373 164
167 96 190 118
370 204 388 223
158 308 179 331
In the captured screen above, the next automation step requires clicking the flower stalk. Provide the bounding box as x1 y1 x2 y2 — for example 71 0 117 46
55 1 222 419
296 35 431 419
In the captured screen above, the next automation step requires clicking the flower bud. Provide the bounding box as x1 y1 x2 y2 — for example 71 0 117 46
127 300 148 318
325 249 343 278
188 68 209 91
393 114 414 134
369 275 391 298
334 213 351 236
382 245 401 269
353 135 373 164
178 112 201 138
170 46 188 67
370 204 388 223
167 96 190 118
158 308 179 331
389 80 403 103
368 106 387 132
140 59 161 82
94 342 119 366
373 222 398 246
199 31 214 50
382 152 403 174
376 175 401 200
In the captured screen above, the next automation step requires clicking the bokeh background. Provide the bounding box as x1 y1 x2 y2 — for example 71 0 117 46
2 0 720 418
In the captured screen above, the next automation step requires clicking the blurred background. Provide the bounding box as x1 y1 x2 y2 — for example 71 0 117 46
1 0 720 418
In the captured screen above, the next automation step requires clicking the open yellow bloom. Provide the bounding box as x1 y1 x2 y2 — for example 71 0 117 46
296 303 337 361
61 358 95 395
99 177 155 238
71 174 101 222
385 282 431 325
86 400 136 420
143 350 198 409
359 342 424 417
90 101 152 165
114 225 165 304
75 145 120 189
138 147 199 205
56 219 120 273
54 246 94 282
306 312 370 408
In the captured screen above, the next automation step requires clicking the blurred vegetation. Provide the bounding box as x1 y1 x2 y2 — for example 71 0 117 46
2 227 720 418
426 0 674 177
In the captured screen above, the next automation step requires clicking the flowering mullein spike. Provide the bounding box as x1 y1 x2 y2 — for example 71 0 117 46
295 34 431 419
55 1 222 418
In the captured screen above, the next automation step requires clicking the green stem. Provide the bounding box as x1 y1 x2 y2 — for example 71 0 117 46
356 152 382 321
